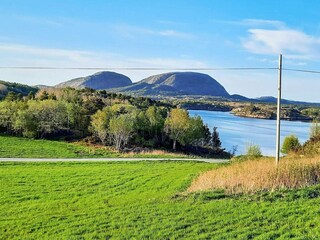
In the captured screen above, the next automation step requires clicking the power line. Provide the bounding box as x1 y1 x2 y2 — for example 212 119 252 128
0 66 277 71
1 66 320 74
283 68 320 74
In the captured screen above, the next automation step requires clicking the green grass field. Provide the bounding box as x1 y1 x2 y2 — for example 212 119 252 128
0 135 187 158
1 161 319 239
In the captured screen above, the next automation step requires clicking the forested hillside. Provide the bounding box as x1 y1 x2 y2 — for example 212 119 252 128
0 80 38 100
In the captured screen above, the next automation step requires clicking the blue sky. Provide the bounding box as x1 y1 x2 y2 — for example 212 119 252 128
0 0 320 101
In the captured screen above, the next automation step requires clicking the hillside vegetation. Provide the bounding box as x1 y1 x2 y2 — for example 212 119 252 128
0 80 38 100
0 88 229 157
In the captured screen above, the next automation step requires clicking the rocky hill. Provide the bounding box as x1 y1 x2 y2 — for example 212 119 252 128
113 72 230 97
56 71 132 90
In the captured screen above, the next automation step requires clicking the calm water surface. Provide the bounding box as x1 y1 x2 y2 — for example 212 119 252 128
189 110 312 156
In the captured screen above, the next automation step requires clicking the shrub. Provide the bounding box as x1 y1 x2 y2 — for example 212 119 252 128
281 135 301 154
245 143 262 158
302 134 320 156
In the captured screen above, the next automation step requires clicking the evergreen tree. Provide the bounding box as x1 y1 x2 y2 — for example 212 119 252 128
212 127 224 154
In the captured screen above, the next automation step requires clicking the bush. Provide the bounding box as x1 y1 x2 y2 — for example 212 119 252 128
281 135 301 154
245 143 262 158
302 134 320 156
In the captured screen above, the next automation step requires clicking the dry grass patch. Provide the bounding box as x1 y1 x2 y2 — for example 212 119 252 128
188 157 320 194
73 140 189 158
122 149 189 158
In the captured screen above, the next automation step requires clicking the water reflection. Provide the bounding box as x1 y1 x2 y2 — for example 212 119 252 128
189 110 311 156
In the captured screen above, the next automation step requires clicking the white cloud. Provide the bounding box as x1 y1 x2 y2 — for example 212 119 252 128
0 42 206 85
159 30 193 38
0 43 95 63
241 19 285 28
243 27 320 60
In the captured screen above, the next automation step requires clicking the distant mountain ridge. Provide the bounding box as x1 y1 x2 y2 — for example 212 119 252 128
229 95 320 106
112 72 230 97
254 96 316 105
54 71 320 105
55 71 132 90
1 71 319 106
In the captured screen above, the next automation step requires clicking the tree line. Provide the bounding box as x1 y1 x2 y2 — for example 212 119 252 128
0 88 227 156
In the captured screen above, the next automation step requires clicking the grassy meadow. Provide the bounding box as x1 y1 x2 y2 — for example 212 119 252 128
1 161 320 239
0 135 187 159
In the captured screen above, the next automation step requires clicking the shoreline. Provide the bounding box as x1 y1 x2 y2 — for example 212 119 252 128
186 108 314 123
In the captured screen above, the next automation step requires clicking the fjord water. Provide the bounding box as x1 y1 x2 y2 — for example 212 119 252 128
189 110 312 156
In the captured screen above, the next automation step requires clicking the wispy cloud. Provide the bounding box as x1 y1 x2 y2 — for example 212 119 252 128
243 28 320 60
159 30 193 38
0 42 206 84
112 24 195 39
240 19 285 28
211 18 285 28
13 15 65 27
0 43 95 63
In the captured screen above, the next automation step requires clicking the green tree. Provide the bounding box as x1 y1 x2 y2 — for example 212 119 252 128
164 108 190 150
27 100 68 137
184 115 206 146
281 135 301 154
109 114 134 150
0 101 26 133
60 88 82 104
110 103 137 115
133 110 149 144
13 110 37 138
66 102 89 136
90 109 112 145
6 100 68 138
145 106 166 142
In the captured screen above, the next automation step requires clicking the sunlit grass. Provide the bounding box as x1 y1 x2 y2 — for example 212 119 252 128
0 161 319 239
0 135 189 158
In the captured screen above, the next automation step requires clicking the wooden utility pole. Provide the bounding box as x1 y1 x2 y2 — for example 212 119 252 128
276 54 282 165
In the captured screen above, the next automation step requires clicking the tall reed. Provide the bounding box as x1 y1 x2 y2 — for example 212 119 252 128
188 157 320 194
